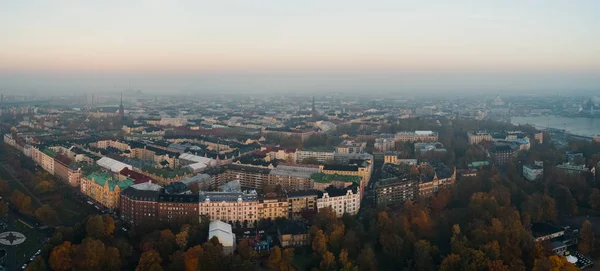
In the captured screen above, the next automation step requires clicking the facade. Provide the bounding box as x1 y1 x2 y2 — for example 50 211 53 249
395 131 438 142
375 177 419 206
383 153 398 164
316 185 360 217
80 172 135 210
287 190 317 220
257 194 289 220
418 163 456 197
467 131 493 144
296 150 334 164
119 182 161 226
556 163 588 175
198 191 259 225
220 164 271 190
374 137 396 152
523 161 544 181
157 193 199 225
268 165 316 191
488 144 518 166
209 220 236 254
336 140 366 154
277 221 309 248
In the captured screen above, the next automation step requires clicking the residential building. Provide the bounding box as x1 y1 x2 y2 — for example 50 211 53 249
96 156 133 173
374 137 396 152
395 131 438 142
157 193 199 225
418 163 456 197
523 161 544 181
80 172 135 210
287 190 317 220
336 140 366 154
198 191 259 226
277 221 309 248
316 185 360 217
488 144 518 166
556 163 588 175
375 176 419 206
220 164 271 190
257 194 289 220
383 152 398 164
268 164 316 191
120 182 161 227
296 150 334 164
209 220 235 254
467 131 493 144
414 142 447 154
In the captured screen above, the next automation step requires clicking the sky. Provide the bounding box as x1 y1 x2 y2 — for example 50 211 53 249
1 0 599 94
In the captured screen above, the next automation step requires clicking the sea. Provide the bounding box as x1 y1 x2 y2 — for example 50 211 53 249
511 116 600 137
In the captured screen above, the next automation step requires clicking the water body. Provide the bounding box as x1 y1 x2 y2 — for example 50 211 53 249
511 116 600 137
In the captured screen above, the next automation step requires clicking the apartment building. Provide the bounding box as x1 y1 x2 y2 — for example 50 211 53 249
375 177 419 206
120 182 161 227
80 172 135 210
257 193 289 220
316 185 360 217
287 190 317 220
198 191 259 226
336 140 366 154
296 150 334 164
395 131 438 142
467 131 493 144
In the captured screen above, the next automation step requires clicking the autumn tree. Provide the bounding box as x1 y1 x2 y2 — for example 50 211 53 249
73 237 105 270
533 255 578 271
183 245 204 271
176 230 189 250
35 204 59 226
414 240 438 271
26 256 46 271
281 248 295 271
267 246 282 270
137 249 163 271
578 220 595 255
357 246 377 271
158 229 178 260
86 215 106 239
103 215 115 237
10 190 32 214
103 247 122 271
49 241 75 271
199 236 224 271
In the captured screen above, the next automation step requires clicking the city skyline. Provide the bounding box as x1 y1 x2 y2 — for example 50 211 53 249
1 1 600 93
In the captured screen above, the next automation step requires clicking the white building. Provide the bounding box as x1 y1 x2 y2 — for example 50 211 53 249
296 150 334 164
208 220 235 255
96 156 133 173
395 131 438 142
179 153 217 172
523 161 543 181
316 186 360 217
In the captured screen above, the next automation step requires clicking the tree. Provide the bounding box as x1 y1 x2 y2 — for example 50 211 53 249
357 246 377 271
103 247 122 271
168 250 185 271
338 249 353 270
49 241 75 271
35 204 59 226
103 215 115 237
136 249 163 271
319 251 336 271
267 246 282 270
26 256 46 271
533 255 578 271
86 215 105 239
10 190 32 214
0 201 8 217
73 237 105 270
414 240 438 271
237 239 255 261
114 237 133 262
312 229 328 256
440 254 461 271
281 248 295 271
158 229 177 260
578 220 595 255
183 245 204 271
176 230 189 250
199 237 224 271
589 188 600 211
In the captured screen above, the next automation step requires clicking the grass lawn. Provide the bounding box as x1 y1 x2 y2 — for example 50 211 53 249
56 197 95 225
14 220 43 263
5 180 42 210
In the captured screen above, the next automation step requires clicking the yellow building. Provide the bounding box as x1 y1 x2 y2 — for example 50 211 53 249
257 195 289 220
80 172 134 210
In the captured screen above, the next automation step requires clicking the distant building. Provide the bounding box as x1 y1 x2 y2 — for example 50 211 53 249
467 131 493 144
556 163 588 175
296 150 334 164
336 140 366 154
418 163 456 197
374 137 396 152
487 144 519 166
120 182 161 226
395 131 438 143
523 161 544 181
277 221 309 248
531 223 577 256
414 142 447 154
209 220 235 254
257 193 288 220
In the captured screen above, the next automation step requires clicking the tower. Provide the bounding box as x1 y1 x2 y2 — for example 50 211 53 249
118 92 124 119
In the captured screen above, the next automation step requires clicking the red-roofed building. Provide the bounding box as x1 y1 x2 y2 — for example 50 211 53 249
119 167 156 184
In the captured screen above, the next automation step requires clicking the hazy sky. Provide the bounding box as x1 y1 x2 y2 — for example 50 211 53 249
1 1 599 94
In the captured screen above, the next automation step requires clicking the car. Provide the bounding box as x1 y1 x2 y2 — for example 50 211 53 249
29 256 35 261
121 227 127 232
244 231 250 234
35 249 41 255
21 264 27 269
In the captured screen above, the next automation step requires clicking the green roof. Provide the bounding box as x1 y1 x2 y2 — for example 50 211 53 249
86 172 134 191
310 173 361 185
42 148 57 158
468 161 490 168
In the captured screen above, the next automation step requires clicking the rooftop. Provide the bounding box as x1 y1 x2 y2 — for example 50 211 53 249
86 172 134 191
310 173 361 185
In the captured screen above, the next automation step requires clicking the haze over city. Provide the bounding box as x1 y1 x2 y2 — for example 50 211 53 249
1 0 600 94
